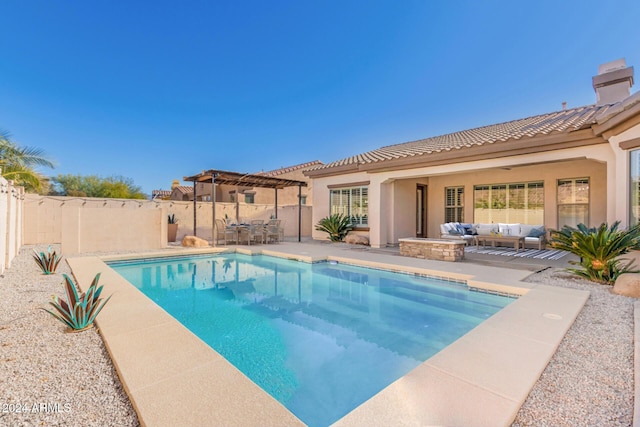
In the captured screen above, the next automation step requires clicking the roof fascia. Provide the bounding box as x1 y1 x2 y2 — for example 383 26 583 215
593 101 640 138
359 129 604 173
303 163 359 178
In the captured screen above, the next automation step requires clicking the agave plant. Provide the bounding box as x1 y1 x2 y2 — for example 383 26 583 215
550 221 640 285
42 273 112 331
168 214 177 224
32 246 62 275
315 213 354 242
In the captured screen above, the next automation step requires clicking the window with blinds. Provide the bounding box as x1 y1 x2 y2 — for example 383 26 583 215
557 178 589 228
474 181 544 224
330 186 368 226
445 187 464 222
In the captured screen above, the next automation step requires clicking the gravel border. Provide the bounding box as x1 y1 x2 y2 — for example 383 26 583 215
0 246 634 426
0 245 139 427
512 267 634 426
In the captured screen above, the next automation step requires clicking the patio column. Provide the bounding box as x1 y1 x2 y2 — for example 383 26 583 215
368 178 391 248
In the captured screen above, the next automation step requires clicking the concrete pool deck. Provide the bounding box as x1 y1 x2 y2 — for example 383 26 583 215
67 243 589 427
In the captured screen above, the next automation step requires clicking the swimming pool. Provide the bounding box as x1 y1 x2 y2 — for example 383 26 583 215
110 253 514 427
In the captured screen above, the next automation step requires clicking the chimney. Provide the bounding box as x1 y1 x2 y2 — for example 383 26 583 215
592 58 634 106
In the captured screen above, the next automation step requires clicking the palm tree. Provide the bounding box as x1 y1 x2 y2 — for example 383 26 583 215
0 129 54 193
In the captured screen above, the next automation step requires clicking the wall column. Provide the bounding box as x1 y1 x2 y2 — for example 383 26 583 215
368 177 391 248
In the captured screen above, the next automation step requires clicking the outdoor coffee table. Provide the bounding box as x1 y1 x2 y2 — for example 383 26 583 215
474 235 526 252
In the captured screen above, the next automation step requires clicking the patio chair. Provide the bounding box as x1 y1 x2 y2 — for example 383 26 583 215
238 223 264 245
215 219 237 245
265 219 281 243
278 220 285 242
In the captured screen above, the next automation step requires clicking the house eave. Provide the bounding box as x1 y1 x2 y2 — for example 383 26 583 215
362 129 605 174
593 101 640 138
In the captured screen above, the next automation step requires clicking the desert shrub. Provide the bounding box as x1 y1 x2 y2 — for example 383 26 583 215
315 213 354 242
550 221 640 285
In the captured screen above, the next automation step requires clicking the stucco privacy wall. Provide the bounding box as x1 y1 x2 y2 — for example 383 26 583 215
0 177 24 274
24 195 312 252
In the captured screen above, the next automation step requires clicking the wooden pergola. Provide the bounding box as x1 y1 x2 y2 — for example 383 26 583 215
183 169 308 245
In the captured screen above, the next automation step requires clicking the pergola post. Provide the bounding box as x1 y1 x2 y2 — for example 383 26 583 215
193 181 197 236
274 188 278 219
211 175 216 246
298 184 302 242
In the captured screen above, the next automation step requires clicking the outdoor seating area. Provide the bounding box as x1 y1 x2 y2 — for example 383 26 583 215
440 222 548 250
214 218 285 245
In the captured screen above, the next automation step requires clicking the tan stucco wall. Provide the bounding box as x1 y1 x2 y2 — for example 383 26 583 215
392 178 428 242
24 195 312 252
252 168 313 206
310 172 370 241
608 123 640 226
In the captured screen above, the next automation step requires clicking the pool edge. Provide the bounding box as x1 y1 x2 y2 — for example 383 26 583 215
68 248 589 427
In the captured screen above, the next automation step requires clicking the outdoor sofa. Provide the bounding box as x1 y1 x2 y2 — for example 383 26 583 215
440 222 547 250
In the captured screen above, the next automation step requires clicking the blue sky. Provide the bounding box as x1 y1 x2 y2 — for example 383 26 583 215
1 1 639 195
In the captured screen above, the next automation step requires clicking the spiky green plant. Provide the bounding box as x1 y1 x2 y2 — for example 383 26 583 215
315 213 354 242
42 273 112 331
168 213 177 224
32 246 62 274
550 221 640 285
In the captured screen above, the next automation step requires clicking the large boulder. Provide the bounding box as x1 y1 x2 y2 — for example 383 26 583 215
612 273 640 298
181 235 210 248
345 234 369 246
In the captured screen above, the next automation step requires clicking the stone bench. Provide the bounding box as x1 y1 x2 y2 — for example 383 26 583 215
399 238 465 262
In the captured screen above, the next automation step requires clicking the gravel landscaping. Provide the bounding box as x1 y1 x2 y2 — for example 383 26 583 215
0 245 634 426
0 245 138 427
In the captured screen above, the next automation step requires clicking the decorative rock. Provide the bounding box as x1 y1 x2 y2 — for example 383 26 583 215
611 273 640 298
345 234 369 245
181 235 209 247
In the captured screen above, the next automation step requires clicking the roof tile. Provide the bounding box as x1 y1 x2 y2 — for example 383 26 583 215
307 104 613 172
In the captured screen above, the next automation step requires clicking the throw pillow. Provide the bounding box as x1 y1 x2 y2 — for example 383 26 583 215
528 226 546 238
448 229 462 235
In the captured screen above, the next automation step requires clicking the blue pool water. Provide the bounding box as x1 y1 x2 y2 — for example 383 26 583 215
110 253 513 426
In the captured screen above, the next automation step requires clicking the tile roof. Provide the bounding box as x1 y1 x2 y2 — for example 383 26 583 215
152 189 172 197
258 160 323 177
172 186 193 195
307 104 615 172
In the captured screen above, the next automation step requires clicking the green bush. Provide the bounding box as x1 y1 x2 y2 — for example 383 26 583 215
550 221 640 285
42 273 112 331
32 246 62 275
315 213 354 242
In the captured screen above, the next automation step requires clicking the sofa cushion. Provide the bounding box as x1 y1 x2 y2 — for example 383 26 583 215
476 224 497 236
499 223 521 237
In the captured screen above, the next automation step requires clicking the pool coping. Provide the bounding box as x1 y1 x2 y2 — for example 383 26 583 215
67 246 589 427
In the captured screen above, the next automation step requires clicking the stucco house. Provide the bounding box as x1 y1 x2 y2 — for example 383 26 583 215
305 59 640 248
